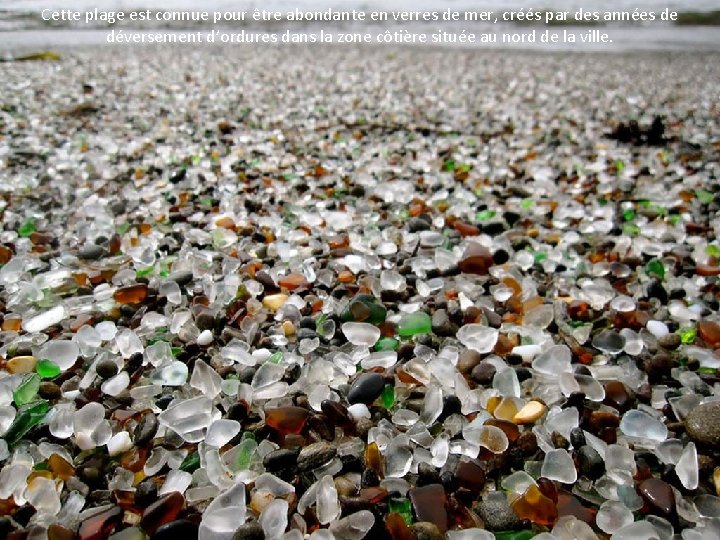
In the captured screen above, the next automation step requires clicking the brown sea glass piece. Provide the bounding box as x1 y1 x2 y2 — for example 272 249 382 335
113 284 149 305
603 381 633 411
458 244 493 275
537 477 558 504
409 484 448 533
365 442 384 479
697 264 720 277
278 273 309 290
452 220 480 237
141 491 185 535
78 506 123 540
698 320 720 347
47 524 76 540
557 491 596 525
120 446 149 473
265 406 310 435
455 460 486 492
638 478 675 516
511 484 558 526
385 512 414 540
48 454 75 481
320 399 355 432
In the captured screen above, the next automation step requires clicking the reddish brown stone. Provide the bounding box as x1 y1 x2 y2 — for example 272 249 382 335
588 411 620 432
385 512 414 540
697 264 720 277
409 484 448 533
537 477 558 504
603 381 634 412
699 320 720 347
557 491 596 525
359 487 388 504
278 273 309 290
78 506 123 540
0 245 14 264
452 220 480 237
47 524 76 540
455 460 486 492
638 478 675 516
141 492 185 535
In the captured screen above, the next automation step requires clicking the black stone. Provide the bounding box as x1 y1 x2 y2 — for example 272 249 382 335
134 412 159 445
577 445 605 480
96 359 119 379
78 244 105 260
263 448 300 472
347 373 385 405
231 521 265 540
153 519 199 540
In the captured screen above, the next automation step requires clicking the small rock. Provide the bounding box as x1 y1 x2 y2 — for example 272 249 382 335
513 401 547 424
407 218 431 233
153 519 199 540
6 355 36 374
231 521 265 540
133 413 158 445
638 478 675 516
685 401 720 447
577 445 605 480
644 353 674 383
475 491 521 531
262 449 300 472
657 333 681 350
96 359 119 380
38 381 62 400
410 522 444 540
347 373 385 405
297 442 336 471
471 362 496 385
430 309 455 337
457 349 482 374
78 244 105 260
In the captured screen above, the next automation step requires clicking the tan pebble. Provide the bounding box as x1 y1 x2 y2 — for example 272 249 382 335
262 293 289 311
714 467 720 496
282 320 296 337
249 489 275 515
334 476 357 497
513 400 547 424
7 355 37 374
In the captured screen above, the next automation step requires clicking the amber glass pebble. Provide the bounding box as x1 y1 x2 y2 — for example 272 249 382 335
264 406 310 435
113 284 149 305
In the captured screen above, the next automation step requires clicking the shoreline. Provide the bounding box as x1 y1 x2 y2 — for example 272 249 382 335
1 43 719 540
